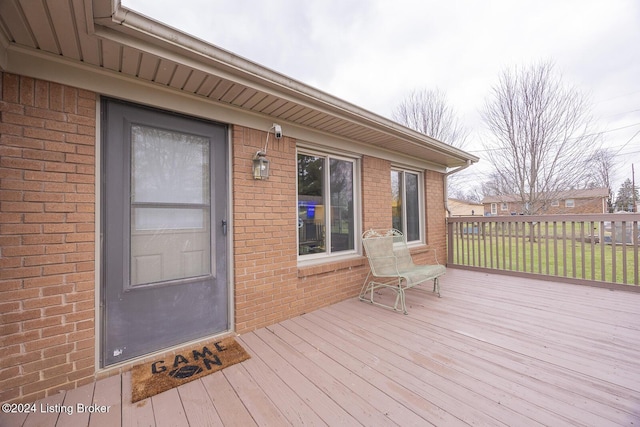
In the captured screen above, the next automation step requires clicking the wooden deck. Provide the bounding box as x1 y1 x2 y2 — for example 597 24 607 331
3 268 640 426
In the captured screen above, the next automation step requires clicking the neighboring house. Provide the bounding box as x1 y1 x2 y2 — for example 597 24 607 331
447 198 484 216
0 1 478 403
482 188 609 216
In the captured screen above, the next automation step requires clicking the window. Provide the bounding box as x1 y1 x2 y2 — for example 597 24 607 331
565 199 575 208
491 203 497 215
551 200 560 207
501 202 508 211
297 151 358 258
391 169 422 242
130 125 211 286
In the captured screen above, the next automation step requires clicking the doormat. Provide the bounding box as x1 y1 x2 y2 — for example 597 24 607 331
131 337 250 403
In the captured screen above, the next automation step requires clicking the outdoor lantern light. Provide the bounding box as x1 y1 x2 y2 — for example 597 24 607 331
252 123 282 180
252 150 270 180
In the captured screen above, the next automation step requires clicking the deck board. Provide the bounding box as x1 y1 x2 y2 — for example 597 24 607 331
5 269 640 426
151 388 189 427
59 381 95 427
200 371 256 427
89 375 121 427
175 377 223 427
121 371 155 427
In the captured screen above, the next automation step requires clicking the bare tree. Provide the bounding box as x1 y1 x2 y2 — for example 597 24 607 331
481 62 599 214
482 171 515 197
584 148 615 212
393 89 468 148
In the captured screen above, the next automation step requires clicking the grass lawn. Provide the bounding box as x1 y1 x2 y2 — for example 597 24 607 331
452 234 639 285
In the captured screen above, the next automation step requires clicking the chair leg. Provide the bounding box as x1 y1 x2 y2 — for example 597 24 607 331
433 277 441 298
399 288 408 315
359 270 373 302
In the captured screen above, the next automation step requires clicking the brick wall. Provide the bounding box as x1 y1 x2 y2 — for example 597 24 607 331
362 155 392 230
231 126 300 332
420 170 446 265
0 73 96 403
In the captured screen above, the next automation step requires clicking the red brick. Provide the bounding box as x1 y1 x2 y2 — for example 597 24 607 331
24 170 66 182
23 254 64 266
0 223 41 235
1 309 41 324
1 179 43 191
45 243 77 254
2 111 44 128
43 223 74 233
42 263 75 276
43 141 75 153
0 257 21 269
22 234 64 244
34 80 49 109
0 122 23 138
1 157 43 171
0 135 44 150
1 201 43 212
23 192 65 202
2 245 45 257
44 162 76 173
25 107 66 122
0 280 22 292
63 86 78 113
24 335 67 352
67 113 94 126
23 148 66 162
66 134 95 146
0 332 40 349
23 316 62 331
45 120 77 133
0 190 22 201
41 284 74 297
24 127 68 142
0 302 21 314
24 213 66 223
19 76 35 106
1 74 20 101
23 274 65 289
44 203 75 212
0 145 23 157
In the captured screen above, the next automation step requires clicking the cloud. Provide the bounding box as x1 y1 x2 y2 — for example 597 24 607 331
125 0 640 188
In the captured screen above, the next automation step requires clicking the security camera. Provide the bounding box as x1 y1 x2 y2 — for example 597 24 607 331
273 124 282 139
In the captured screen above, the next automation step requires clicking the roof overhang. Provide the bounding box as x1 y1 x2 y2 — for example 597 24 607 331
0 0 478 169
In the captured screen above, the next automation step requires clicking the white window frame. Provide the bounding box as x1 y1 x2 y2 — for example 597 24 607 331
491 203 497 215
565 199 575 208
391 167 425 245
500 202 508 211
296 148 361 263
551 200 560 207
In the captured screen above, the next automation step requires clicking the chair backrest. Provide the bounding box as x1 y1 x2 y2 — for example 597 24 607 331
362 229 415 276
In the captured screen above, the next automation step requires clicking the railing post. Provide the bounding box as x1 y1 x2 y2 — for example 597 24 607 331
447 219 454 265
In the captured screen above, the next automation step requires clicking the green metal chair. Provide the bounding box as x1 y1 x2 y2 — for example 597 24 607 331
359 229 445 314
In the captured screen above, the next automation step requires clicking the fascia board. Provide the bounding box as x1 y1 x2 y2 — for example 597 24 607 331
3 44 445 172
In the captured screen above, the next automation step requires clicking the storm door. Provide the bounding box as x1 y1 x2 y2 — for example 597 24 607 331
101 98 228 366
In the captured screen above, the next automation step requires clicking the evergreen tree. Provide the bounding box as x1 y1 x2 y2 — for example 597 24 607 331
614 179 639 212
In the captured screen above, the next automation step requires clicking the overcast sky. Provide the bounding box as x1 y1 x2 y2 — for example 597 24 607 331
124 0 640 193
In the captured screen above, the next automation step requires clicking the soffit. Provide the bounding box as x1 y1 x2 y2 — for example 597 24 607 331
0 0 478 168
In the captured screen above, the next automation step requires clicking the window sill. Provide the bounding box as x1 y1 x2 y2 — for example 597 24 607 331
297 255 366 278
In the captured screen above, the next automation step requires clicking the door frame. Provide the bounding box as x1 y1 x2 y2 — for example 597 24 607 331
95 96 235 370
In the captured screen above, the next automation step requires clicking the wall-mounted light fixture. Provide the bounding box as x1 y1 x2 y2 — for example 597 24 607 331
252 123 282 180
